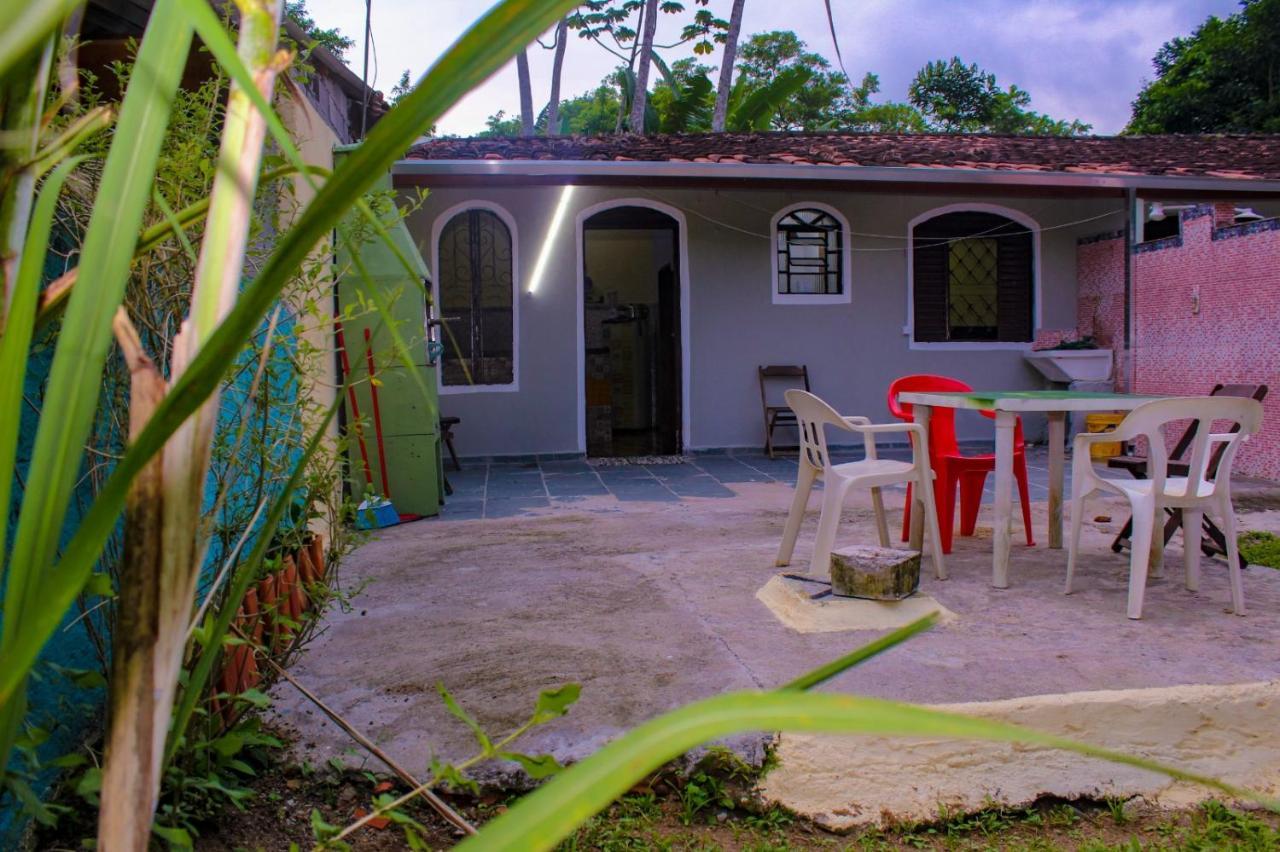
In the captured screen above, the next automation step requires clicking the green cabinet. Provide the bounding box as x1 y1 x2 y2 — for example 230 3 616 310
333 146 441 516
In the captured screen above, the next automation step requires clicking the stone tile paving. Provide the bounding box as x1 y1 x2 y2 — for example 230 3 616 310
437 446 1074 521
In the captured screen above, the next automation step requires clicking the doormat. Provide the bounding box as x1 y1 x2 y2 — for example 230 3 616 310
588 455 690 467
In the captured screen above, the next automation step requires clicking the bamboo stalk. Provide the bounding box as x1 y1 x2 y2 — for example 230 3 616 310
97 3 288 847
98 307 168 845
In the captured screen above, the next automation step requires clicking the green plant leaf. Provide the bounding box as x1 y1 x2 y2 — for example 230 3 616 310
151 823 193 849
438 682 493 755
0 155 86 574
531 683 581 725
0 0 193 764
782 612 937 691
497 751 565 779
0 0 581 723
728 66 813 131
457 690 1280 851
0 0 81 79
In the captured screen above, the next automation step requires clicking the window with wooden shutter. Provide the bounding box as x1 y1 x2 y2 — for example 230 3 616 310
437 208 515 386
912 211 1033 343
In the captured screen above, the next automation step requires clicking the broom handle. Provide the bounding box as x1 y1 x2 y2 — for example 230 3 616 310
335 322 375 489
364 327 392 499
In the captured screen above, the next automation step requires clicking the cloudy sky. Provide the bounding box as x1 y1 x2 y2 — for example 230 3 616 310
305 0 1236 135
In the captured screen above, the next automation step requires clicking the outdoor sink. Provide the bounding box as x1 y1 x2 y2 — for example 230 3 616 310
1023 349 1113 383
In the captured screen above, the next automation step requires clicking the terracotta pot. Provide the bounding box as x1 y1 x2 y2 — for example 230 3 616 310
309 534 326 580
281 556 304 620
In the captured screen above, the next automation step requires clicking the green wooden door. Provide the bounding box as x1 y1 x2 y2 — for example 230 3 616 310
334 146 440 516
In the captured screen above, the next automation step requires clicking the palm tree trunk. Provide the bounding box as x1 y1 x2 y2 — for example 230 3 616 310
628 0 659 133
516 49 534 136
711 0 745 132
545 17 569 136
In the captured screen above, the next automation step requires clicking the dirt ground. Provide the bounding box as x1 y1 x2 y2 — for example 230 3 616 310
268 474 1280 790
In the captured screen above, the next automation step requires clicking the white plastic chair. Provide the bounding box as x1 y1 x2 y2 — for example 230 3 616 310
776 390 947 578
1066 396 1263 619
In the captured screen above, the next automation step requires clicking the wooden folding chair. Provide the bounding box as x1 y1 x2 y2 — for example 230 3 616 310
1109 383 1268 568
759 365 810 458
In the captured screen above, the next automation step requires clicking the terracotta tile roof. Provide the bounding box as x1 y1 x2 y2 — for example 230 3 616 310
404 132 1280 181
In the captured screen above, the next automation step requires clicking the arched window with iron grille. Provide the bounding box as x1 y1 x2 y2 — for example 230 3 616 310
774 207 845 297
437 208 515 386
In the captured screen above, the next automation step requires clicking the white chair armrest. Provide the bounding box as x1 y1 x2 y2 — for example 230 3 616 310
852 422 923 437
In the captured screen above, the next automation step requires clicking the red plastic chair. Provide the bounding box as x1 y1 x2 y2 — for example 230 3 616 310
887 375 1035 554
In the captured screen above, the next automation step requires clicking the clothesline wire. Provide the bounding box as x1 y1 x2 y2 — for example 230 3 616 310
637 189 1125 253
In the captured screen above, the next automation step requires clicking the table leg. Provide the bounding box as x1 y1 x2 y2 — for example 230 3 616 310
992 410 1015 588
1047 411 1066 549
908 405 931 552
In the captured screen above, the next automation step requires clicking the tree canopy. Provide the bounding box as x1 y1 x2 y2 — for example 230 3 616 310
475 30 1090 138
908 57 1091 135
1127 0 1280 133
284 0 354 58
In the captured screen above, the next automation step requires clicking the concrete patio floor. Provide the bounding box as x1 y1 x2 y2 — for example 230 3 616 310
270 459 1280 823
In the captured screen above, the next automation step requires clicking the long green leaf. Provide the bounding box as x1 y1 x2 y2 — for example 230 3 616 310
782 612 937 691
0 0 191 702
0 156 86 580
0 0 80 80
728 67 812 131
0 0 579 712
460 690 1280 851
176 0 424 287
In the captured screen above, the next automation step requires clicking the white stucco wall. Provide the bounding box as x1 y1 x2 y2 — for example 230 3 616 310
404 182 1121 457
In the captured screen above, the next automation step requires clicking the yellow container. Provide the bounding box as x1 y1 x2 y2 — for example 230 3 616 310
1086 412 1126 459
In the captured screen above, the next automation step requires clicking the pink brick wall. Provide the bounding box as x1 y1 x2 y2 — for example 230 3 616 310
1076 208 1280 481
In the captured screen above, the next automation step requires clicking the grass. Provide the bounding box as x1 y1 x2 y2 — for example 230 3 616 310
1239 531 1280 569
550 794 1280 851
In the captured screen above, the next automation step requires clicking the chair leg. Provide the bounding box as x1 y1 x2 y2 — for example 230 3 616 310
937 470 957 555
1126 500 1156 620
916 472 947 580
1015 454 1035 546
776 464 816 567
444 432 461 472
1148 499 1166 579
1220 499 1246 616
1065 490 1086 594
958 471 986 536
810 480 850 575
900 482 913 543
764 418 774 459
870 487 890 548
1182 508 1202 592
1111 516 1133 554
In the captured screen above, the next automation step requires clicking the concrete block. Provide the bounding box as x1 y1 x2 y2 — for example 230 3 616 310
829 545 920 600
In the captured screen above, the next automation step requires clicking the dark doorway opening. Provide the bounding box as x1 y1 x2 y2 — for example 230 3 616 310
583 206 682 457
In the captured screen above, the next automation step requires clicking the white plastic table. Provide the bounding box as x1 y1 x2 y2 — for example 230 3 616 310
896 390 1175 588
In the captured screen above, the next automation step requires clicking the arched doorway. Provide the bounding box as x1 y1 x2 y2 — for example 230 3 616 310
581 204 683 457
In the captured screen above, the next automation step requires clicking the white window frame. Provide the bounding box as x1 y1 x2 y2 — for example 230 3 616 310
771 202 853 305
430 200 521 394
904 202 1041 351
